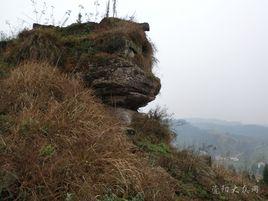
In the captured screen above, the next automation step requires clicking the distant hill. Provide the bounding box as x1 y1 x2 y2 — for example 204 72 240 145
187 118 268 140
172 118 268 172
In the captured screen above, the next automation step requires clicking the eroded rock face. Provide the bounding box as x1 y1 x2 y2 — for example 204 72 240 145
2 17 161 110
84 57 160 110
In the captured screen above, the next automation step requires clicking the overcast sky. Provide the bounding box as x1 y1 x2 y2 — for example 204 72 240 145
1 0 268 125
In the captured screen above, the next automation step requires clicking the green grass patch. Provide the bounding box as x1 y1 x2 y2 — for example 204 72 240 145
39 144 55 157
137 140 171 156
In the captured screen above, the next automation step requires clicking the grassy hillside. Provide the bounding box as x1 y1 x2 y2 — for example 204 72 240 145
0 62 177 201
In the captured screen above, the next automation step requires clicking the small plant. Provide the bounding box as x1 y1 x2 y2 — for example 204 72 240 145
60 10 72 27
4 21 16 38
39 124 50 136
28 0 72 26
104 0 118 18
65 192 74 201
94 0 101 21
39 144 55 157
77 13 82 24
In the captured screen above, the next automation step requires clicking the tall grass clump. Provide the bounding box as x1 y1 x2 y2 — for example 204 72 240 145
131 107 174 145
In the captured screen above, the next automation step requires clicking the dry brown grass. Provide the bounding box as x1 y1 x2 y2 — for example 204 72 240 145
4 29 63 66
0 62 177 201
3 18 154 75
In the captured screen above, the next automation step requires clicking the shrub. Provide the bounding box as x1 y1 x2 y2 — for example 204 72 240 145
131 106 174 144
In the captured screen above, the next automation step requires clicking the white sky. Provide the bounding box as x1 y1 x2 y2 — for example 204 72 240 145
1 0 268 125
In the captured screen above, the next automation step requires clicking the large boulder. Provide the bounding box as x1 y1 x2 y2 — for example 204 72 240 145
1 17 161 110
84 57 160 110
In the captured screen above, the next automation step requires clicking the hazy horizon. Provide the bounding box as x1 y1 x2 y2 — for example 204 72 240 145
1 0 268 125
180 116 268 127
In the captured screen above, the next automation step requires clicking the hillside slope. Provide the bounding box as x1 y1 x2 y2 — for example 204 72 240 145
0 62 177 201
0 18 267 201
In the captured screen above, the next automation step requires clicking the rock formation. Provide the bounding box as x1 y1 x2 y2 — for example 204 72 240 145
2 17 160 110
84 57 160 110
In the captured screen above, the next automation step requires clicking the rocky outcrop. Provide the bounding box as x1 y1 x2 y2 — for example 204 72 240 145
84 57 160 110
2 17 161 110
